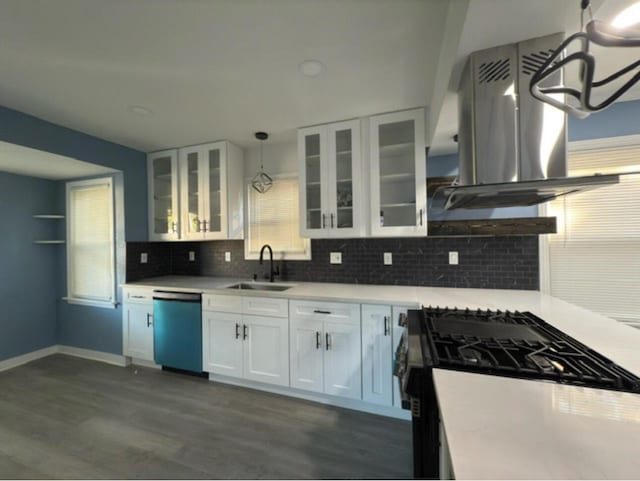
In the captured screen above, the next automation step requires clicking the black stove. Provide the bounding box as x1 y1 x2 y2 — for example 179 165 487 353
395 306 640 479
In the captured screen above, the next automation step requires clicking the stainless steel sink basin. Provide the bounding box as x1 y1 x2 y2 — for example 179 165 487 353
226 282 292 292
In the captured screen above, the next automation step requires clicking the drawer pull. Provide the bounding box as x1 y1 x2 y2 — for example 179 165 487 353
235 323 240 339
243 324 248 340
316 331 321 349
325 333 331 350
314 310 331 315
146 313 153 327
384 316 390 336
131 295 146 299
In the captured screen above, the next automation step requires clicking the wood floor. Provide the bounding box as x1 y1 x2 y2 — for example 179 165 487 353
0 355 412 479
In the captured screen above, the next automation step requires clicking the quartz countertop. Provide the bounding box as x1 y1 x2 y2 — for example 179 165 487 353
123 275 640 479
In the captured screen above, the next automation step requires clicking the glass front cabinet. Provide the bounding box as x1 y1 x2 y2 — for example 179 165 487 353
148 149 180 241
369 108 427 237
298 119 362 238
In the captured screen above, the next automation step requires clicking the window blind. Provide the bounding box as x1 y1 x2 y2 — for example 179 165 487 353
547 145 640 328
67 178 115 305
246 177 310 260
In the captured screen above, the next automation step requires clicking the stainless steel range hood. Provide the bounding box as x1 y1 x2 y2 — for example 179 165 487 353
437 33 619 210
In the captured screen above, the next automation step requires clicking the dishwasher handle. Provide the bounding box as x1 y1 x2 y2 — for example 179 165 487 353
153 291 201 302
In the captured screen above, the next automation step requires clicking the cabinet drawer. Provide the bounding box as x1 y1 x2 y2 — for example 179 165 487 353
123 288 153 305
242 296 288 318
203 294 242 313
289 300 360 325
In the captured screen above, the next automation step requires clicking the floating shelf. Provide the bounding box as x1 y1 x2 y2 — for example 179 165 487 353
33 214 65 219
34 240 65 245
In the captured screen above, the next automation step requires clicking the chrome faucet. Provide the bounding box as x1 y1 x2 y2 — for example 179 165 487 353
259 244 280 282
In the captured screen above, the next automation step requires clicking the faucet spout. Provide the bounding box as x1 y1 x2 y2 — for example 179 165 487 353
259 244 279 282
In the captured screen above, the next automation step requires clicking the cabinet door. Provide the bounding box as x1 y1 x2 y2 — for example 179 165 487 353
124 303 154 361
289 317 324 393
392 306 409 408
324 320 362 399
201 142 228 240
148 150 179 241
242 315 289 386
361 305 393 406
179 146 205 240
298 126 329 237
202 311 243 378
369 109 426 237
327 120 362 238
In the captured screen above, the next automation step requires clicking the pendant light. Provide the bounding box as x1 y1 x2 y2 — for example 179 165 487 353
251 132 273 194
529 0 640 118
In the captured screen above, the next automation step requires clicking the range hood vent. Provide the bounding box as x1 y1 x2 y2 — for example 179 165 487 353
437 33 620 210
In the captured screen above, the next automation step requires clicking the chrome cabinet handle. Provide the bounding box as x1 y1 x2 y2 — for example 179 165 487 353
384 316 389 336
316 331 321 349
146 313 153 327
330 213 334 228
235 323 240 339
325 333 331 351
243 324 248 340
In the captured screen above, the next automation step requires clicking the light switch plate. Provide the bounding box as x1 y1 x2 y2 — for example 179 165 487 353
449 251 459 265
383 252 393 265
140 253 148 264
225 251 231 262
330 252 342 264
189 251 196 262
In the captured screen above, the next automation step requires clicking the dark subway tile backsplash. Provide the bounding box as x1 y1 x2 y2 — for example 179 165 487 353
126 236 539 290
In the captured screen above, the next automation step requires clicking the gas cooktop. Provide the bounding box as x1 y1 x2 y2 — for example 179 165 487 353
418 307 640 393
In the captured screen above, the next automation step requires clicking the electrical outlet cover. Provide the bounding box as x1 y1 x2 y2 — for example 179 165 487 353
189 251 196 262
449 251 459 265
330 252 342 264
140 253 148 264
384 252 393 265
225 251 231 262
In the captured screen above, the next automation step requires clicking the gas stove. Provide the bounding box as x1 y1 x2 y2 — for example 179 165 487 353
395 306 640 479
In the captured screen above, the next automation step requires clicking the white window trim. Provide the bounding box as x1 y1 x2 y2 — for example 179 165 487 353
244 173 312 261
539 133 640 294
65 176 117 309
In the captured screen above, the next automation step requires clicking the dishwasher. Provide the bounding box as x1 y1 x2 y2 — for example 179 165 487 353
152 291 203 374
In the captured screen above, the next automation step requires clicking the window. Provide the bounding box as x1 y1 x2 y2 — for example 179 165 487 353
245 176 311 260
546 143 640 329
66 177 116 308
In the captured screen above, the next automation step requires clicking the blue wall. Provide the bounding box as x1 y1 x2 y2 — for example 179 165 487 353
0 172 58 361
0 106 146 356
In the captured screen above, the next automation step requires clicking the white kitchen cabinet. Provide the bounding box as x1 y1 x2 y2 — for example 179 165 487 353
203 311 243 378
392 306 409 408
179 141 244 240
148 149 180 241
369 108 427 237
243 315 289 386
361 304 393 406
203 299 289 387
289 300 362 399
123 302 154 361
298 119 363 238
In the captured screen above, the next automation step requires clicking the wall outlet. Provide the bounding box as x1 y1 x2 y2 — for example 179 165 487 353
225 251 231 262
330 252 342 264
140 253 148 264
383 252 393 265
189 251 196 262
449 251 459 265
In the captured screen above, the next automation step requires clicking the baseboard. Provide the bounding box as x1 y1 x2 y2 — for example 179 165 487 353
57 345 127 367
0 345 59 373
208 373 411 420
128 357 162 370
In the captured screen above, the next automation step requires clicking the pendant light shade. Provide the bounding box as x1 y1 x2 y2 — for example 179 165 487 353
251 132 273 194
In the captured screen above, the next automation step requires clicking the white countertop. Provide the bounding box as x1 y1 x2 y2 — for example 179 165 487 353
123 275 640 479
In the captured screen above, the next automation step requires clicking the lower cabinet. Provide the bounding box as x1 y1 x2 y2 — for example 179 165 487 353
289 300 362 400
203 310 289 387
123 302 154 361
361 304 393 405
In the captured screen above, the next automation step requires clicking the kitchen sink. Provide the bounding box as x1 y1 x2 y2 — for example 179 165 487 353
226 282 292 292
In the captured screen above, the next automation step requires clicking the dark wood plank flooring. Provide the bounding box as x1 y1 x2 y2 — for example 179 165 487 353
0 355 411 479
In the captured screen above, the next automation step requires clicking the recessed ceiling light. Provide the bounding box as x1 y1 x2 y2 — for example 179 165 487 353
128 105 153 116
612 1 640 29
299 60 325 77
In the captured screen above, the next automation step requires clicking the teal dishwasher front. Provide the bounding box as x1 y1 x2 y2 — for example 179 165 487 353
153 291 202 373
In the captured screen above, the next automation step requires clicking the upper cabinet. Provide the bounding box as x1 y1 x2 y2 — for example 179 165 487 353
147 141 244 242
369 108 427 237
298 119 363 238
148 149 180 241
179 141 244 241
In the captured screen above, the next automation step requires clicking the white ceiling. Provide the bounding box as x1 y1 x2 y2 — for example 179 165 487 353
0 0 448 152
0 141 116 180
